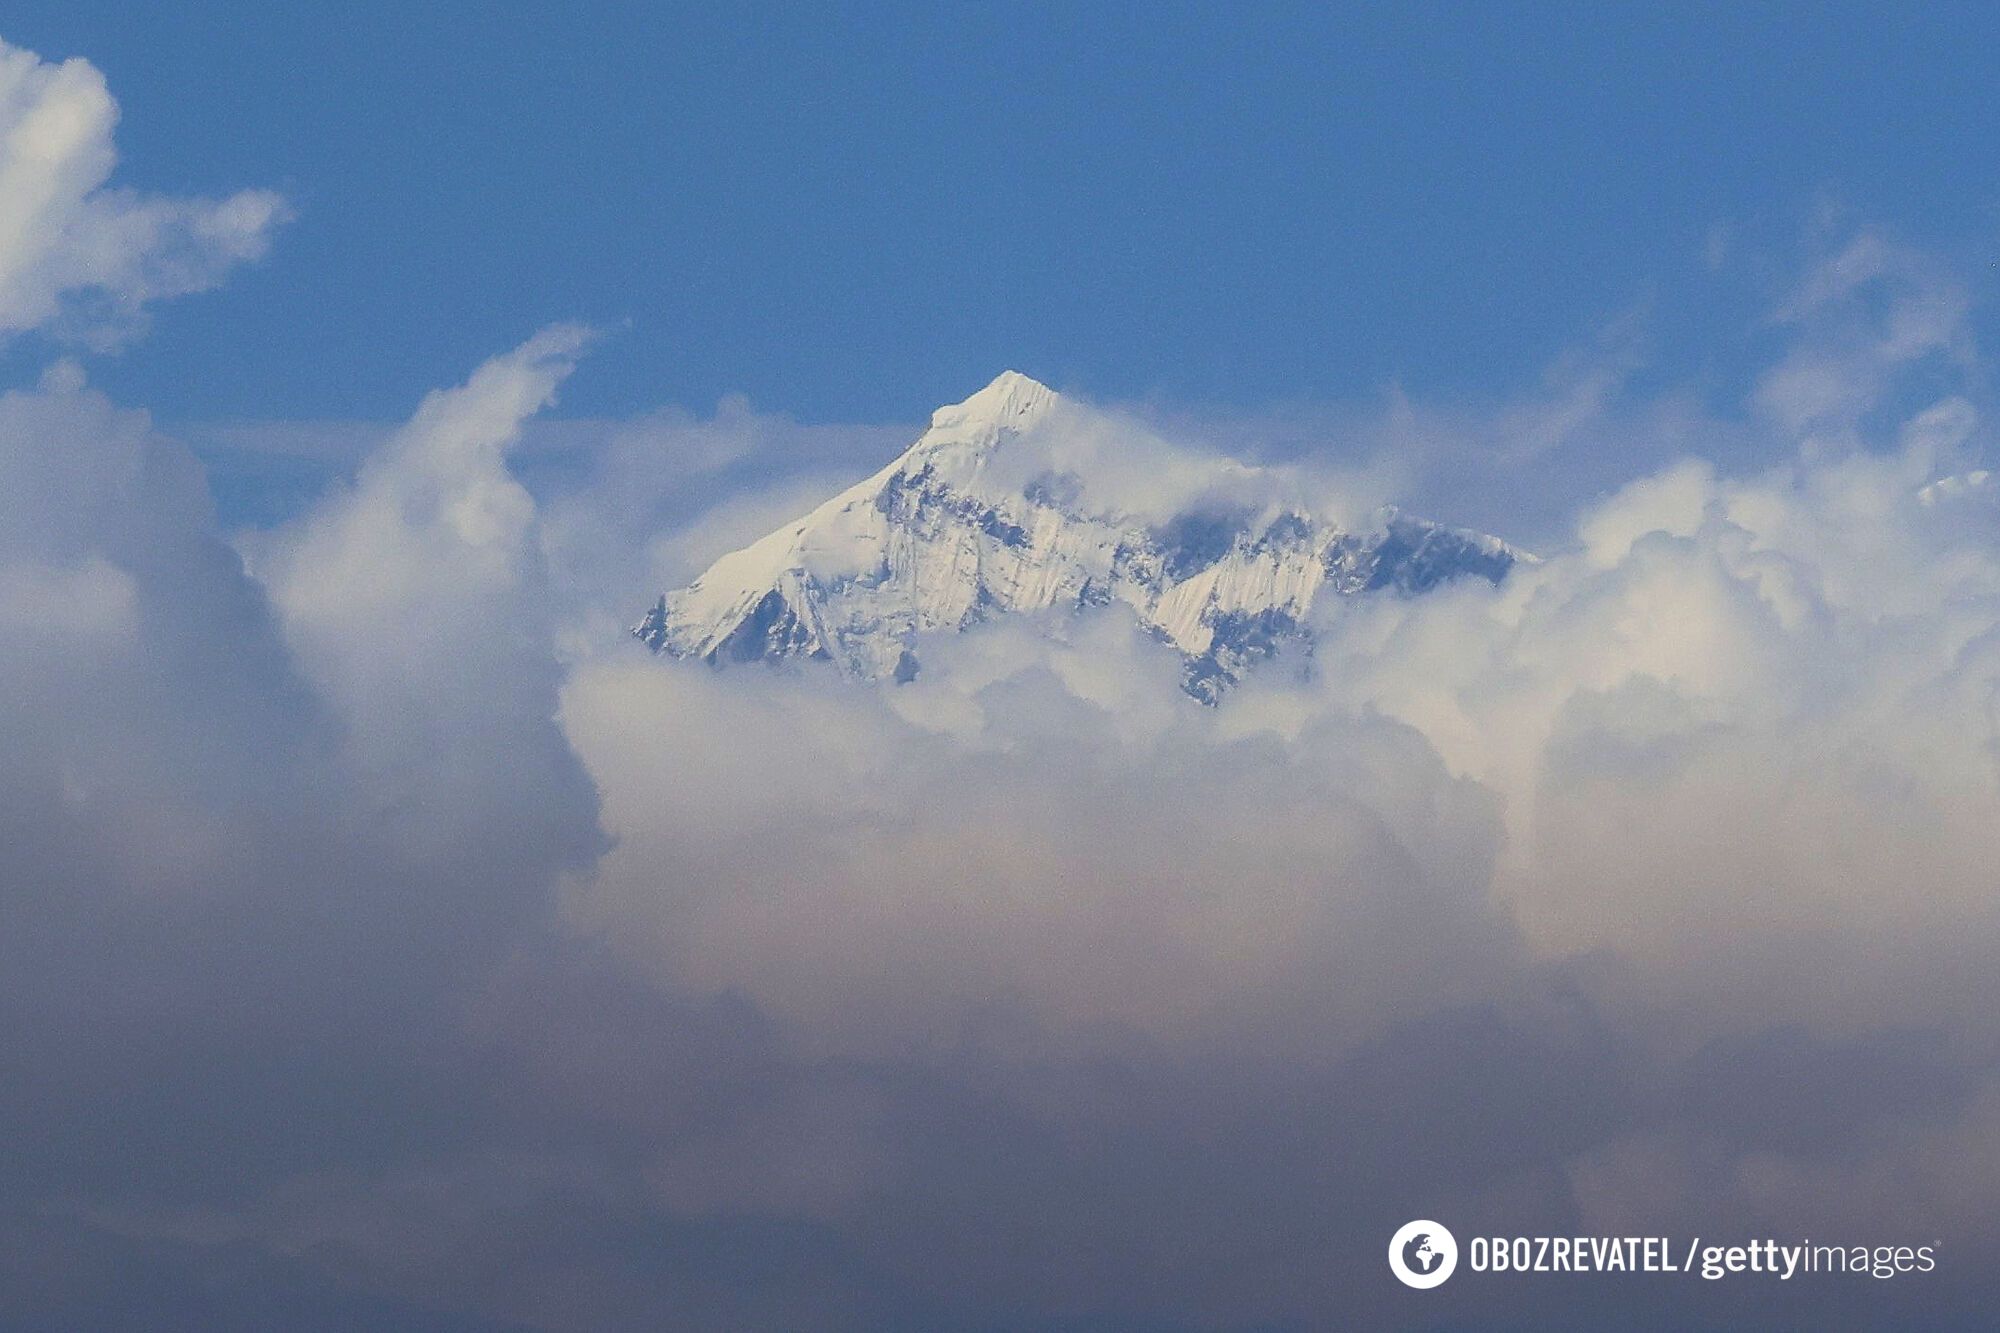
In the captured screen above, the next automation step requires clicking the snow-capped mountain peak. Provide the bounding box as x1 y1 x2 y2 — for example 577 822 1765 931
637 373 1520 700
928 368 1058 434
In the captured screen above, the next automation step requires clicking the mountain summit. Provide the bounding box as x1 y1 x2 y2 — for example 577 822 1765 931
636 373 1520 700
929 368 1057 432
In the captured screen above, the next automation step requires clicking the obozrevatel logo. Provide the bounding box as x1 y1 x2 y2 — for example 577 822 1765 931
1388 1220 1458 1289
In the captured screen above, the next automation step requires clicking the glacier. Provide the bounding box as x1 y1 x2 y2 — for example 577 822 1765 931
635 372 1523 701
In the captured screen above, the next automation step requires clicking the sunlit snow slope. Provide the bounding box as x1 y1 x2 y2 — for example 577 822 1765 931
637 372 1520 700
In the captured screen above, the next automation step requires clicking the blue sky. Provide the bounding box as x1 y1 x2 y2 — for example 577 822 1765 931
5 1 1997 429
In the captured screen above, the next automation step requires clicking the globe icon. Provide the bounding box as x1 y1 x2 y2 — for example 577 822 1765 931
1389 1218 1457 1288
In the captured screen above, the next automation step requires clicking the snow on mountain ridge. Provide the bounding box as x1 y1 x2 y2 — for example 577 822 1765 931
927 368 1057 434
637 373 1521 700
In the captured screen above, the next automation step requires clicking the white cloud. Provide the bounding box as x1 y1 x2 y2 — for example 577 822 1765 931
255 325 593 768
1754 229 1974 444
0 37 285 345
0 554 135 639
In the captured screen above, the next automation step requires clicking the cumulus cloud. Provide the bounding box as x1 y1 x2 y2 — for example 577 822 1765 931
0 37 285 346
0 330 613 1324
562 642 1518 1063
1285 436 2000 1041
257 325 592 744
